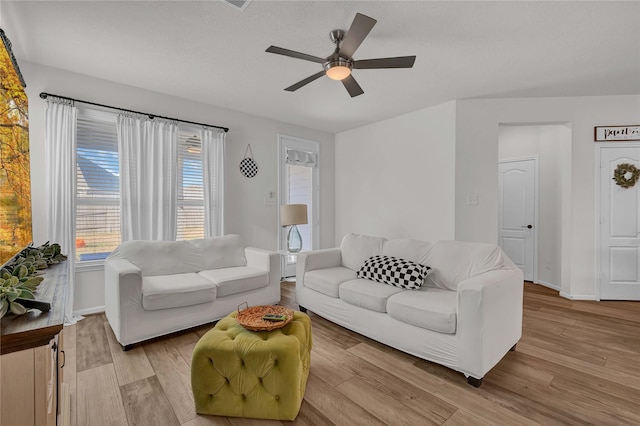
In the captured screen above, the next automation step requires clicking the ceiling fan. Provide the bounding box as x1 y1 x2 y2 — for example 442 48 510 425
266 13 416 98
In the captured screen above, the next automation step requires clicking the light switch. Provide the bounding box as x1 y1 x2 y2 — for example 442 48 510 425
264 191 276 206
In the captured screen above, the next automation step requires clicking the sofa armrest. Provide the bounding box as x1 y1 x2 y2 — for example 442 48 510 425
456 267 524 379
104 258 143 346
245 247 281 289
295 248 342 277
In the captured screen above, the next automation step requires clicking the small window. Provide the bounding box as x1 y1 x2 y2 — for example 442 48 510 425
177 132 204 241
75 110 120 262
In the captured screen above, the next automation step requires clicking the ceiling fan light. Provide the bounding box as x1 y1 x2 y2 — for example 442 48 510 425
324 60 352 81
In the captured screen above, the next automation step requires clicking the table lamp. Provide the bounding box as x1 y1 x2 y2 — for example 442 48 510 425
280 204 308 253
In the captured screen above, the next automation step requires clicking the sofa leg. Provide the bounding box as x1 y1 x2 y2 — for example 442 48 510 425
510 343 517 352
122 344 134 352
298 306 307 313
467 376 483 387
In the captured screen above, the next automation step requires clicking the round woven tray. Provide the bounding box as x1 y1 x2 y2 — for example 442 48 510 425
236 304 294 331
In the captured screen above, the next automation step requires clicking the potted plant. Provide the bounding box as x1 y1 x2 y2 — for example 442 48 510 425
0 242 66 318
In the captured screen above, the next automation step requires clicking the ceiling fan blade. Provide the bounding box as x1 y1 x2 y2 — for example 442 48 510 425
266 46 326 64
284 71 326 92
342 75 364 98
339 13 377 59
353 56 416 69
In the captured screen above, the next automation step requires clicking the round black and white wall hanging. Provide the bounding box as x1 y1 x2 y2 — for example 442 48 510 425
239 144 258 178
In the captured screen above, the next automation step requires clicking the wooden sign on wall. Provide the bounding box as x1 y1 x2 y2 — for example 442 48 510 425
595 125 640 142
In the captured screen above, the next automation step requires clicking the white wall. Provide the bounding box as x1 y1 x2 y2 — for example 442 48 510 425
22 61 335 313
335 101 456 242
498 124 571 289
456 95 640 299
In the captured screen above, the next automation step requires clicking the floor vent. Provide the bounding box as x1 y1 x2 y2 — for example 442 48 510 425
223 0 253 11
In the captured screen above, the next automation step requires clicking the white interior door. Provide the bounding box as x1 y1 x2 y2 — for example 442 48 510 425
499 158 536 281
599 146 640 300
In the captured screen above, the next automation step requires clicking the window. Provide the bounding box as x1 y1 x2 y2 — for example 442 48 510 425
286 164 313 251
75 109 208 263
75 109 120 262
176 131 204 241
278 135 320 278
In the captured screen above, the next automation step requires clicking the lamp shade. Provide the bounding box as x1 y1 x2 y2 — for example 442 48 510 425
280 204 308 226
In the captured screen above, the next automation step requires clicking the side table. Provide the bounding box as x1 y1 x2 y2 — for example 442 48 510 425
277 250 301 282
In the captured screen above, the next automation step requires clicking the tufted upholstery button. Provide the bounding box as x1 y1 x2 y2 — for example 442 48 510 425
273 359 278 366
241 394 246 399
258 377 263 383
275 395 280 401
225 377 230 384
240 359 245 366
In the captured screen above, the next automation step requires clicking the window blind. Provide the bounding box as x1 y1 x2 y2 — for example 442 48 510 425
287 164 312 252
76 112 120 261
177 132 205 241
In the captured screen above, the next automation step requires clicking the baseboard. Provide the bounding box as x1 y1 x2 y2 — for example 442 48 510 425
74 305 105 316
559 292 597 301
535 280 560 291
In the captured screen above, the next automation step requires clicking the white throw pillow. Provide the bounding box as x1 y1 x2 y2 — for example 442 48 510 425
340 233 386 271
189 234 247 270
382 238 434 265
425 240 505 291
108 240 197 276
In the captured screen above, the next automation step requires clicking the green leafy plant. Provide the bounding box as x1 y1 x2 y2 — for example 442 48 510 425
0 242 66 318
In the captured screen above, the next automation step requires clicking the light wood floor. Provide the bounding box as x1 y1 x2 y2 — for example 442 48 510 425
62 282 640 426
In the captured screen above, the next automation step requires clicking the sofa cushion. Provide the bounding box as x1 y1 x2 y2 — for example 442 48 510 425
198 266 269 298
189 234 247 270
110 240 197 276
339 279 404 313
382 239 434 265
424 241 506 291
340 233 387 271
303 267 356 298
357 255 431 290
142 273 216 311
387 287 457 334
107 234 246 277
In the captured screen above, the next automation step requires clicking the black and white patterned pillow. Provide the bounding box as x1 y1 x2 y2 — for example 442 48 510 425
357 255 431 290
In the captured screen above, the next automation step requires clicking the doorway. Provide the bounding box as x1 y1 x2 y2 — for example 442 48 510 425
498 124 570 290
498 158 537 282
597 144 640 300
278 134 320 278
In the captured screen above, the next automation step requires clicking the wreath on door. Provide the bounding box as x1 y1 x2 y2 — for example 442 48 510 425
613 163 640 188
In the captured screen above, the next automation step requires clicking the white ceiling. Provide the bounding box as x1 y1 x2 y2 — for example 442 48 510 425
3 1 639 133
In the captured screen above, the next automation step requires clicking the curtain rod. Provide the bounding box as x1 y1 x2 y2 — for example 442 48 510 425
39 92 229 133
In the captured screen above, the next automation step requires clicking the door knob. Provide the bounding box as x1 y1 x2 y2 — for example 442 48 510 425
521 225 533 229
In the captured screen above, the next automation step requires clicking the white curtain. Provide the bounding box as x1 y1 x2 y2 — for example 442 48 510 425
45 100 81 324
201 128 225 238
117 115 178 241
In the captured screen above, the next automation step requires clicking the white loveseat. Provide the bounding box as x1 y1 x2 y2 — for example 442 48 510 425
296 233 523 386
104 235 280 349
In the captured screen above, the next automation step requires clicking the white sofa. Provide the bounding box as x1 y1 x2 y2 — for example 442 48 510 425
296 233 523 386
104 235 280 349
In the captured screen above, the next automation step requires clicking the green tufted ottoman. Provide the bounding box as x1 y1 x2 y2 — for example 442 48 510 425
191 310 312 421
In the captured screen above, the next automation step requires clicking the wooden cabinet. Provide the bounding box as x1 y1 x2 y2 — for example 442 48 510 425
0 263 69 426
